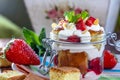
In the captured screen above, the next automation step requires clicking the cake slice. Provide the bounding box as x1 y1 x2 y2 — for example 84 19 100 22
58 50 88 74
0 70 26 80
50 67 81 80
0 54 11 68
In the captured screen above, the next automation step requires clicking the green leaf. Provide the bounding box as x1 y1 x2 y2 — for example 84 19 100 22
64 11 84 23
22 27 47 56
39 28 46 44
64 11 75 23
81 11 89 20
22 27 40 45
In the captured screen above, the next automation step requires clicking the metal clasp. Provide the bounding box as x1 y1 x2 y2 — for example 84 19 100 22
108 33 120 51
38 38 56 75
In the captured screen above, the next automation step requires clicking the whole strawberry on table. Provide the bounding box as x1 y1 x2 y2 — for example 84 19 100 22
104 50 117 69
3 27 46 65
3 39 40 65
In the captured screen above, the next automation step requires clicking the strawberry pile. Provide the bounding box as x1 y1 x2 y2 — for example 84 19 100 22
4 39 40 65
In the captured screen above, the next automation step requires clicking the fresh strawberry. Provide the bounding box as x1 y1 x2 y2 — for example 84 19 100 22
85 16 96 26
67 35 80 42
4 39 40 65
89 57 102 75
53 54 58 66
104 50 117 69
76 19 86 31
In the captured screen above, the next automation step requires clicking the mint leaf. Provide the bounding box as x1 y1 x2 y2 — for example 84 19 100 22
64 10 89 23
23 27 40 45
64 11 75 23
81 11 89 20
38 27 46 56
39 28 46 44
23 27 47 56
73 14 81 23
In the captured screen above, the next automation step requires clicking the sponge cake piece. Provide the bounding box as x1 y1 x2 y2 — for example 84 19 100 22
0 56 11 68
0 52 11 68
0 70 26 80
50 67 81 80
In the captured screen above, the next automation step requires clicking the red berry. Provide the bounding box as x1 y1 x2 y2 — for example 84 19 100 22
4 39 40 65
85 16 96 26
53 55 58 65
67 35 80 42
89 17 96 23
104 50 117 69
85 19 93 26
89 57 102 75
76 19 86 31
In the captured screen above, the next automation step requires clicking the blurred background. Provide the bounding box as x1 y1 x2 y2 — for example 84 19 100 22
0 0 119 38
0 0 32 38
0 0 32 29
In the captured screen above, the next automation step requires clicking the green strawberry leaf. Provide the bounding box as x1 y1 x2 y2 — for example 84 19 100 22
23 27 40 45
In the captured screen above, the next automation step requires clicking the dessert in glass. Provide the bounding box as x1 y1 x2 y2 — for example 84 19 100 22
48 11 106 80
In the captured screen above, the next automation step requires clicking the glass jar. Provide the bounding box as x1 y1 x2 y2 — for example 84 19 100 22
38 33 120 80
56 40 106 79
39 33 111 80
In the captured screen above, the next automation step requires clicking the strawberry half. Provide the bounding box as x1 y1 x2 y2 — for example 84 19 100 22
53 54 58 66
4 39 40 65
67 35 80 42
85 16 96 26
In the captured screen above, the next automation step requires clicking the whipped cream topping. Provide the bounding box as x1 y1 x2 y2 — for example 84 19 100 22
58 30 74 40
53 25 62 30
87 24 104 32
56 43 104 60
64 23 76 30
58 29 91 42
73 30 91 42
50 32 58 40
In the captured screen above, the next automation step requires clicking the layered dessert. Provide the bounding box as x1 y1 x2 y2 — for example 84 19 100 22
50 11 105 79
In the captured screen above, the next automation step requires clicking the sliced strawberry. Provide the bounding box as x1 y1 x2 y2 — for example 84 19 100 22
53 54 58 66
67 35 80 42
89 17 96 23
89 57 102 75
76 19 86 31
4 39 40 65
85 19 93 26
85 16 96 26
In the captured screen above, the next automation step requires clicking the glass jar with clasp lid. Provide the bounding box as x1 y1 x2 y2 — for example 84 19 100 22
38 32 120 80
